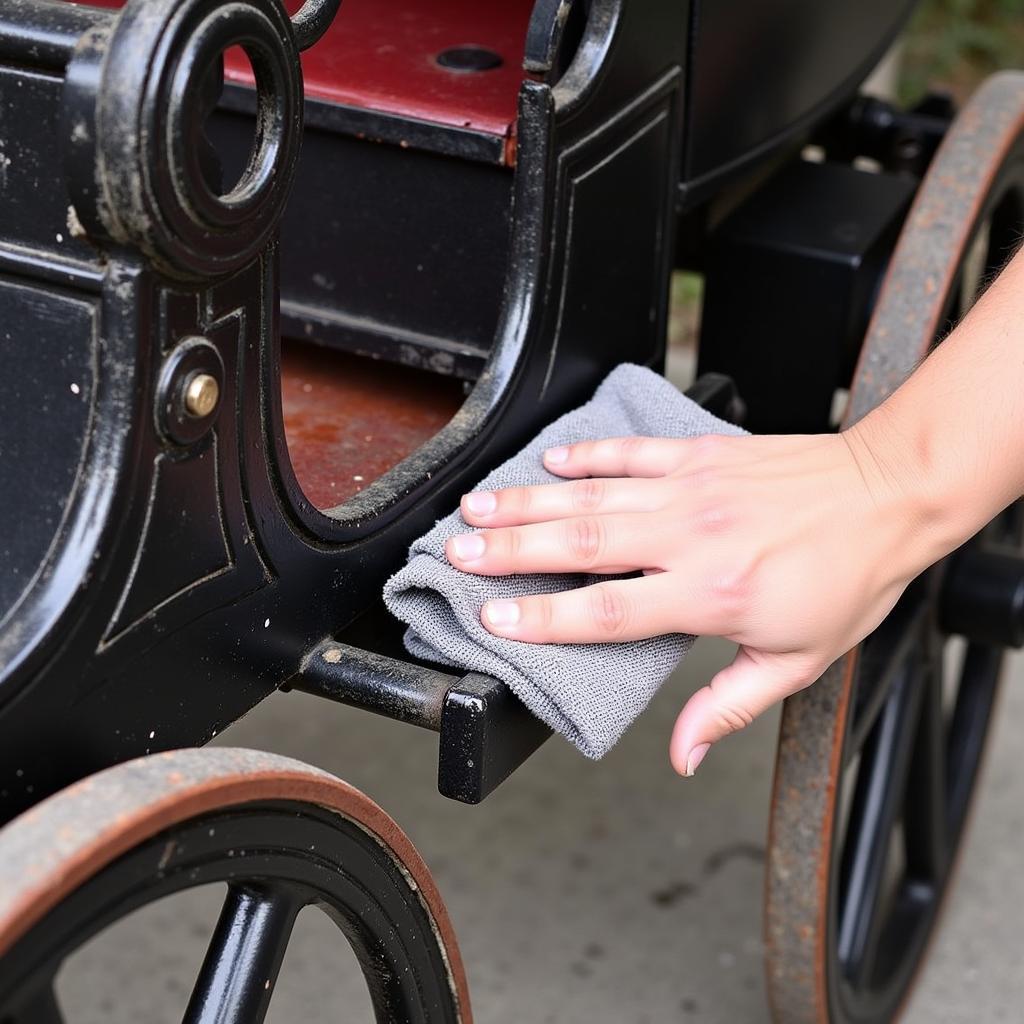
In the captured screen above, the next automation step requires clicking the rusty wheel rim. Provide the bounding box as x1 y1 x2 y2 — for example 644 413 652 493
765 72 1024 1024
0 748 471 1023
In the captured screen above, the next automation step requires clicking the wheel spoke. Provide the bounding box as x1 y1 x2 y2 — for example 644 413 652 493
837 660 925 987
902 658 949 885
182 883 303 1024
848 598 926 759
947 643 1003 835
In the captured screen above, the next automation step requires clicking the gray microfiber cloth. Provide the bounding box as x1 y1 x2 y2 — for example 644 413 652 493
383 363 746 758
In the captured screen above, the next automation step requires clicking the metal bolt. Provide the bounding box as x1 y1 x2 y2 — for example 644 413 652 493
184 372 219 418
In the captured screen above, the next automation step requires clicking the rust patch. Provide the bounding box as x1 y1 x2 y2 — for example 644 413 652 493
280 339 465 510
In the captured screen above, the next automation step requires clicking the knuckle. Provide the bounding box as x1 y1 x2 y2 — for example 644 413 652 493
571 477 605 512
619 436 648 467
709 561 756 613
692 434 724 463
508 486 532 517
589 584 631 638
706 678 755 733
501 527 522 564
694 503 730 535
689 466 718 491
711 700 755 735
570 441 594 463
533 594 555 633
566 516 604 565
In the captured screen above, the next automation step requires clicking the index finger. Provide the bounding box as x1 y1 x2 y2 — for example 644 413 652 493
542 436 688 479
460 476 667 527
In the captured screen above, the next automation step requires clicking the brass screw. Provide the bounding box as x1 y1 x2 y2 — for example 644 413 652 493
184 373 220 418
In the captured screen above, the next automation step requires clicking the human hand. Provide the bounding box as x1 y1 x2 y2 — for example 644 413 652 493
445 424 938 775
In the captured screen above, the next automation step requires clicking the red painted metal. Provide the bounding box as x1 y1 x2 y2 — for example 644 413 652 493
280 339 464 510
80 0 530 137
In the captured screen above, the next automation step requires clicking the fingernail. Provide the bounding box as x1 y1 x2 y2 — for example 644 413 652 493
464 491 497 516
544 446 569 466
684 742 710 777
484 600 521 627
450 533 486 561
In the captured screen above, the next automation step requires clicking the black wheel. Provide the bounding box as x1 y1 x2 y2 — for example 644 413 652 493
765 71 1024 1024
0 748 471 1023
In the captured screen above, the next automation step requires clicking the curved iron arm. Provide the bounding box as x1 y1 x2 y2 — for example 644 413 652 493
289 0 342 51
524 0 575 75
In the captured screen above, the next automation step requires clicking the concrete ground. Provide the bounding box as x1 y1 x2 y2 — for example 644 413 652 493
57 638 1024 1023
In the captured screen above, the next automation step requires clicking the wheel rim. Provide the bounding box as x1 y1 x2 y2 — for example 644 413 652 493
827 508 1021 1023
0 748 471 1024
765 71 1024 1024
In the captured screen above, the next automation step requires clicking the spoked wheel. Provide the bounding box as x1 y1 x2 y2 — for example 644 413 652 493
0 748 471 1023
765 72 1024 1024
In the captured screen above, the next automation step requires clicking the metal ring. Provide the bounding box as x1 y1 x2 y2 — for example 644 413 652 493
81 0 302 279
164 5 293 234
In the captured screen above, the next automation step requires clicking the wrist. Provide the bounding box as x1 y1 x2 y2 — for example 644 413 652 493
842 405 972 579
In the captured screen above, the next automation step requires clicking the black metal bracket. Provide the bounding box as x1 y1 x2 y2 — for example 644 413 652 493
291 641 551 804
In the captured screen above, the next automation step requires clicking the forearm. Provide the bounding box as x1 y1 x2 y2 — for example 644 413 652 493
849 246 1024 572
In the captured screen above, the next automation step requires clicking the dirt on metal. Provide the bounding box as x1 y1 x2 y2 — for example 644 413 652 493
280 339 465 509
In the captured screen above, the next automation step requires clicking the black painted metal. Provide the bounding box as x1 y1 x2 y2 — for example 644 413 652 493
940 547 1024 648
699 159 917 433
295 638 556 803
289 0 341 52
679 371 746 425
680 0 918 205
0 0 112 71
0 802 461 1023
438 674 552 804
62 0 303 280
294 641 454 731
0 0 693 827
818 92 956 179
524 0 586 80
156 336 225 445
293 641 552 802
184 884 302 1024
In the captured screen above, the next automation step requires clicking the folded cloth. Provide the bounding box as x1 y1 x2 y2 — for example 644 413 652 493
383 363 746 758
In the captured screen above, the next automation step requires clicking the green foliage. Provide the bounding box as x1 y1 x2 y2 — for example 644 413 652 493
901 0 1024 101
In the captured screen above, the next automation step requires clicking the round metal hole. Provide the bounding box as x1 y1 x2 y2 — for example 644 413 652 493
435 46 503 72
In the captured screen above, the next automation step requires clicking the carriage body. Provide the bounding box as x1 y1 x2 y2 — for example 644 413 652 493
4 2 1024 1021
0 0 915 821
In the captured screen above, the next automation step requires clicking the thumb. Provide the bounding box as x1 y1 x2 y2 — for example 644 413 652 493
669 647 818 777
